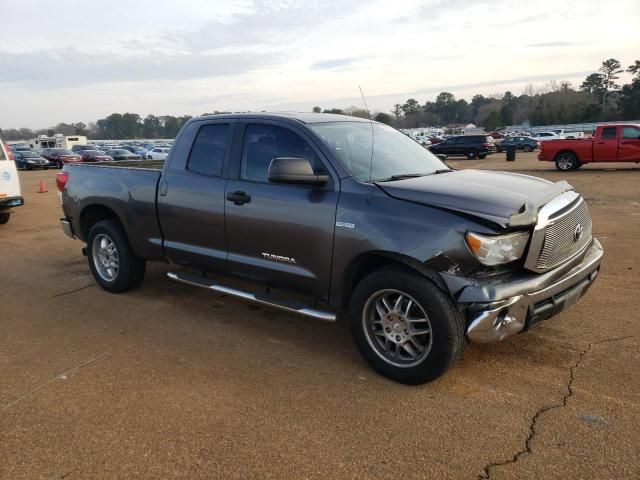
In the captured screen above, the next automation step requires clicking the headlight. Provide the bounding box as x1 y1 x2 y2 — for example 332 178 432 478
466 231 529 266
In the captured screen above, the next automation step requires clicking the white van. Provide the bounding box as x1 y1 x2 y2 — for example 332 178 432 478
0 138 24 224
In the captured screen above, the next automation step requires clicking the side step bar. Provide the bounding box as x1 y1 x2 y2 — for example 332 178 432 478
167 272 336 322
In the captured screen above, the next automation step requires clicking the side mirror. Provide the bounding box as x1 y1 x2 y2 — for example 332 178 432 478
268 157 329 186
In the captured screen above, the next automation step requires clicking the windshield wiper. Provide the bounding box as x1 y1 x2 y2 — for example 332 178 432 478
375 170 452 182
375 173 429 182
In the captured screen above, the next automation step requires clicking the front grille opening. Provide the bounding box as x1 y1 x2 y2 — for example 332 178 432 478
536 200 592 271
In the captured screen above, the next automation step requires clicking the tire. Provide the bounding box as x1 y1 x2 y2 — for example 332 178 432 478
147 155 153 160
523 145 532 152
0 212 10 224
466 149 477 159
87 219 146 293
555 152 580 171
44 166 49 170
349 267 467 384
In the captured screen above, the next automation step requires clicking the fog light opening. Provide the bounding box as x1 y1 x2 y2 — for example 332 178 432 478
494 308 515 328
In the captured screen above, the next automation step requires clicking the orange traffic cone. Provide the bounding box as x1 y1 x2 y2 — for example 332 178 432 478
38 180 48 193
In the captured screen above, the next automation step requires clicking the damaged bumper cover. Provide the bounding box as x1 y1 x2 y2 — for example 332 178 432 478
440 238 603 343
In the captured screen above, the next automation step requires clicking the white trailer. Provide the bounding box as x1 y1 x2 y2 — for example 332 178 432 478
28 134 87 152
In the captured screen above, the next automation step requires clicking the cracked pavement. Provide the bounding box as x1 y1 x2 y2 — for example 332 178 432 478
1 154 639 479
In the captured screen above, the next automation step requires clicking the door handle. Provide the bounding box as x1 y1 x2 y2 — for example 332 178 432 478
597 142 605 144
226 191 251 205
159 180 168 196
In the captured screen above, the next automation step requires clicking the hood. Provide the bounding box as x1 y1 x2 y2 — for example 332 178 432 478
376 169 572 227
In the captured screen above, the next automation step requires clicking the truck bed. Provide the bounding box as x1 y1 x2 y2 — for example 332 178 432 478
62 161 165 261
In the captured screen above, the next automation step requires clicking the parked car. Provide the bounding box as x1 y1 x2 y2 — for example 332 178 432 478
496 136 540 153
0 137 24 224
11 144 31 151
58 113 602 385
72 145 101 153
428 135 496 159
14 150 50 170
40 148 83 168
531 131 564 141
489 131 505 139
539 124 640 170
78 150 113 162
146 147 170 160
105 149 143 161
133 148 149 158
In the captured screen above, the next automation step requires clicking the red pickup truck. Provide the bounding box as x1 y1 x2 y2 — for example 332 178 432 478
539 124 640 170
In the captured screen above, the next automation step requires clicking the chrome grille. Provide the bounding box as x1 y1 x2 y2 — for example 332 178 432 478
536 200 592 271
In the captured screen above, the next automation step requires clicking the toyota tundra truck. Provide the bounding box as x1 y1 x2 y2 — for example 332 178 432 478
539 124 640 170
0 138 24 224
58 113 603 384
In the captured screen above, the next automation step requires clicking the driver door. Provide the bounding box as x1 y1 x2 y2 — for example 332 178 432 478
224 121 339 300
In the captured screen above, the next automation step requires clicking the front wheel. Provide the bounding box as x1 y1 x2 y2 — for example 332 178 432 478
147 155 153 160
555 152 580 171
349 268 466 384
466 149 478 159
0 212 10 224
87 219 146 293
523 145 532 152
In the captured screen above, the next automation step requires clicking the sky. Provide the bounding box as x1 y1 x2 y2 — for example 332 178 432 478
1 0 638 129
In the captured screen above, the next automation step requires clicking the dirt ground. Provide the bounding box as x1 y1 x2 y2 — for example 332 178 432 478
1 152 639 479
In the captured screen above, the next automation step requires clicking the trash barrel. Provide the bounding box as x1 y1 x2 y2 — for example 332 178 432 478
506 145 517 161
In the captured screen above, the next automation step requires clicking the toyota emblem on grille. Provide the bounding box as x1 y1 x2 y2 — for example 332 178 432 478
573 224 584 242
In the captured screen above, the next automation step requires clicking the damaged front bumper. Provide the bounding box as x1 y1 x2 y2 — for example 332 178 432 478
441 239 603 343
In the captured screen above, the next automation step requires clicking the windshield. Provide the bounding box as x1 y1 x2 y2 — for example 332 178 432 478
53 149 74 155
310 122 448 182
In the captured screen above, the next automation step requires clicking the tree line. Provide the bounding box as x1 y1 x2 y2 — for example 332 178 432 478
1 58 638 141
317 58 640 130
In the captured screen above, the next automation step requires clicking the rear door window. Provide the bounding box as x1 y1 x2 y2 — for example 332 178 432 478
187 124 230 177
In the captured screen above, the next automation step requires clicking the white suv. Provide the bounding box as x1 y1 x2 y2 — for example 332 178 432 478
0 139 24 224
146 147 170 160
531 131 564 141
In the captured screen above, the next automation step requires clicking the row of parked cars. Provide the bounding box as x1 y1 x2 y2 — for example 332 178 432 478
7 144 172 170
424 134 541 159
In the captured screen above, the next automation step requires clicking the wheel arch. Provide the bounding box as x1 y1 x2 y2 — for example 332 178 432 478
79 204 123 241
554 149 579 162
339 251 448 310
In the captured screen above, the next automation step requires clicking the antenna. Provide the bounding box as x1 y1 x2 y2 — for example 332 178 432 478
358 85 375 183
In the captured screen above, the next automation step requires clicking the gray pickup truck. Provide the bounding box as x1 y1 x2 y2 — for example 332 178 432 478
58 113 603 384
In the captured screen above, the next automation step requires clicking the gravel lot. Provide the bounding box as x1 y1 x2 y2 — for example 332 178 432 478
1 152 639 479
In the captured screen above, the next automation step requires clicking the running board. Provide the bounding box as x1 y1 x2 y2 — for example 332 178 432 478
167 272 336 322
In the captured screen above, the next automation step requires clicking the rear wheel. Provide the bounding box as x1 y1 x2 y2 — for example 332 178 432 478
523 145 532 152
349 267 466 384
87 219 146 293
466 149 478 159
0 212 10 224
555 152 580 171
